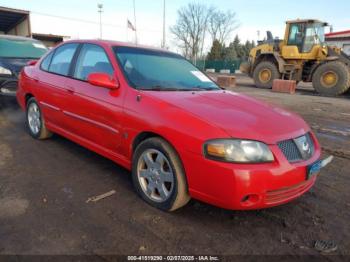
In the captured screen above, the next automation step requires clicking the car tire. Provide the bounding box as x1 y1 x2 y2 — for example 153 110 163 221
253 61 281 88
26 97 52 139
132 137 190 211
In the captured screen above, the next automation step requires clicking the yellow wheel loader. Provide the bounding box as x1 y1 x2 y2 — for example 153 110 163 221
241 19 350 96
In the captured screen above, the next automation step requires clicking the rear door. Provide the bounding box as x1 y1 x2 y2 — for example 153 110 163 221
64 43 124 152
36 43 79 129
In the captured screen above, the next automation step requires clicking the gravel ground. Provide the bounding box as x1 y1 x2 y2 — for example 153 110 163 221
0 75 349 259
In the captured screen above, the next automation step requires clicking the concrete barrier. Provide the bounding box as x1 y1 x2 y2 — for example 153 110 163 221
217 75 236 88
272 79 296 94
219 69 231 74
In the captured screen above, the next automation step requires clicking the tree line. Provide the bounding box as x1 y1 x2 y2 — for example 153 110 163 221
170 2 255 63
207 36 256 61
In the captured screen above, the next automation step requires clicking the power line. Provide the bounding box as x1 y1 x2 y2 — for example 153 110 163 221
31 10 161 33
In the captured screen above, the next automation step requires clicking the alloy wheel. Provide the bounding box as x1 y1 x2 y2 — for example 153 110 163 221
27 102 41 135
137 149 174 202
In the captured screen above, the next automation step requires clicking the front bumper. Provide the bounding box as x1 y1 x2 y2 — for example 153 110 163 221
182 134 326 210
0 77 18 97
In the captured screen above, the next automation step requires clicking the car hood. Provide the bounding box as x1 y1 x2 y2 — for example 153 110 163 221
0 58 34 76
144 90 310 144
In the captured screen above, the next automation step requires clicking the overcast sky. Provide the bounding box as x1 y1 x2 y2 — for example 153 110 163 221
2 0 350 52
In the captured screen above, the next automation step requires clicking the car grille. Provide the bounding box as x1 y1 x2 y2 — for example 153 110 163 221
265 176 316 205
277 133 314 162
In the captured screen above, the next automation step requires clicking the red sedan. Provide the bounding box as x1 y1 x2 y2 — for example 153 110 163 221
17 40 332 211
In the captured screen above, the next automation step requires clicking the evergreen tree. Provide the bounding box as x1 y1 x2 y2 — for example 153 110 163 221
207 39 223 60
232 35 245 58
207 36 256 61
222 42 237 61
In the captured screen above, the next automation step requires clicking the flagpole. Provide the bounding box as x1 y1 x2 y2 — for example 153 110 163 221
162 0 166 48
133 0 137 44
98 4 103 39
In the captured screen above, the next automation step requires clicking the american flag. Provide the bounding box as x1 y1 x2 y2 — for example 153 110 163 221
127 19 136 31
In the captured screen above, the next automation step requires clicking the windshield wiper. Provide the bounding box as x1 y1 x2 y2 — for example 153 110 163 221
139 85 187 91
192 86 219 91
138 85 219 91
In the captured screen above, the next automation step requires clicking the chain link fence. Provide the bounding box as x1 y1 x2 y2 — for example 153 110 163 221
196 59 242 73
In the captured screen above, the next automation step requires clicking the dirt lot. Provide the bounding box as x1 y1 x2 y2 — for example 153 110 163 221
0 75 349 258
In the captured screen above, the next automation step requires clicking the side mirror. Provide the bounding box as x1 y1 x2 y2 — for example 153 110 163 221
87 73 119 90
27 60 38 66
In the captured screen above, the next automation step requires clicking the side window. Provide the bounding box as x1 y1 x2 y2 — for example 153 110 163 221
40 51 54 71
49 43 79 76
73 44 114 80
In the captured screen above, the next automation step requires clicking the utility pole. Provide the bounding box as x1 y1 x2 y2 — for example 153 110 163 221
98 4 103 39
133 0 137 44
162 0 166 48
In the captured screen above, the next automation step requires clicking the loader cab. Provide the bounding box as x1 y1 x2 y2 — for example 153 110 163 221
282 20 328 59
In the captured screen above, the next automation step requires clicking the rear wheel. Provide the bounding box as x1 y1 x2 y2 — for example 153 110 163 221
132 137 190 211
26 97 52 139
253 61 281 88
312 61 350 96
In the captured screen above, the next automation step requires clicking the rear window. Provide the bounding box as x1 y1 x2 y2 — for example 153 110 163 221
0 38 48 58
41 52 54 71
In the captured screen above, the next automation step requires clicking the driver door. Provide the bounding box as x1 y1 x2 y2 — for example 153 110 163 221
64 43 123 152
282 23 303 59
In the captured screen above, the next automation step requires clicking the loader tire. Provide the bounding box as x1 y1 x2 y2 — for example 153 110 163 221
312 61 350 96
253 61 280 88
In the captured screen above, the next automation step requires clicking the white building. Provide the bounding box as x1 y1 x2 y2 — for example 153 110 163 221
0 6 69 47
326 30 350 56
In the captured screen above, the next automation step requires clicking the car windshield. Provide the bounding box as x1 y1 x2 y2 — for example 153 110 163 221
113 46 219 91
0 38 48 59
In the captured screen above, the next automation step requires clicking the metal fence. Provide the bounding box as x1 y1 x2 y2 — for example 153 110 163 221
196 59 242 73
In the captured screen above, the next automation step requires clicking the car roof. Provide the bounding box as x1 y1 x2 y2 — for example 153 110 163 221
62 39 175 54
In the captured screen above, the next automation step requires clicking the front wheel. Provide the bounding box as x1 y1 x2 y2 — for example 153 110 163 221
26 97 52 139
132 137 190 211
253 61 281 88
312 61 350 96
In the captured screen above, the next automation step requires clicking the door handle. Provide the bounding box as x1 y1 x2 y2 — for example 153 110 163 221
65 85 75 93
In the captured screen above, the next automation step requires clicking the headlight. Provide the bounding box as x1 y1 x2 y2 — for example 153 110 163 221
0 66 12 75
203 139 274 163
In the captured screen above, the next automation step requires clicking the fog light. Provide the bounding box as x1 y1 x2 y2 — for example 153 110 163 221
241 194 260 206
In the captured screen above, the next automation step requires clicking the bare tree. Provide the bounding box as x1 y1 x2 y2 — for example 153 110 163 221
208 10 239 44
171 3 213 63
